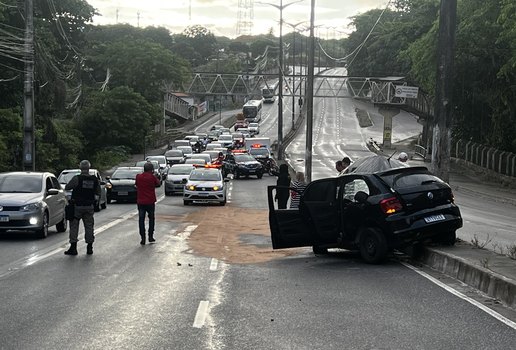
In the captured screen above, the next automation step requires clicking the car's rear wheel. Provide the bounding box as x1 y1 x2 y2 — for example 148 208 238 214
434 230 456 246
56 215 67 233
35 212 49 239
312 245 328 254
359 227 388 264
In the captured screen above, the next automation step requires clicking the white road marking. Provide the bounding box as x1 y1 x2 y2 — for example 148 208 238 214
209 258 218 271
192 300 210 328
401 262 516 330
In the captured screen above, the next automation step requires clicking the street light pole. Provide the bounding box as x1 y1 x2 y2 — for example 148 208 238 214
305 0 315 182
284 21 306 130
257 0 303 160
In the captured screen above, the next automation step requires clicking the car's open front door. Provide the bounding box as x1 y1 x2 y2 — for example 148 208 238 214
267 186 313 249
300 178 340 243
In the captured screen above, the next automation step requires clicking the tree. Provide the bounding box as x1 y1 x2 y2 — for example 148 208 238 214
173 25 217 67
77 86 159 153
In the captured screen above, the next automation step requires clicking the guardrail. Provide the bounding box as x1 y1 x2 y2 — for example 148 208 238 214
414 144 428 161
453 140 516 177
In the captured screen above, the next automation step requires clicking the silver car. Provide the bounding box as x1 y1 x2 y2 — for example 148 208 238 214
0 172 67 238
58 169 108 212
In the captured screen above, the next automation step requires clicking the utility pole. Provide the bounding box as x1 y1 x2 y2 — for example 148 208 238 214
431 0 457 183
305 0 315 182
137 11 141 28
277 0 284 160
23 0 35 171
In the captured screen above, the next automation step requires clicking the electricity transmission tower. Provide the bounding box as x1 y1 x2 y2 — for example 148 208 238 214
236 0 254 36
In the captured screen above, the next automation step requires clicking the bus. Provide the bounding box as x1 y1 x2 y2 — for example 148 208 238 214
261 81 278 103
243 99 263 123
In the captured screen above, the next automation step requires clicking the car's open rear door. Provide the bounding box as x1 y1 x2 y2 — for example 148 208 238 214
267 186 313 249
301 178 340 243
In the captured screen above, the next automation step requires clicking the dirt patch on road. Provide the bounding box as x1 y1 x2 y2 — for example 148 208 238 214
181 207 303 264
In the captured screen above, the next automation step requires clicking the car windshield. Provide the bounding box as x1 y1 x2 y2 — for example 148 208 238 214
111 169 142 179
178 147 192 154
235 154 256 162
135 161 159 168
218 135 232 141
0 174 42 193
189 170 221 181
380 170 444 190
58 171 80 184
168 166 193 175
249 148 269 156
249 123 258 128
146 156 166 164
165 150 183 157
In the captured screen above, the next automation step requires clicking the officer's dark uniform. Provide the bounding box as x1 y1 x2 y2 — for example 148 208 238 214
66 174 100 245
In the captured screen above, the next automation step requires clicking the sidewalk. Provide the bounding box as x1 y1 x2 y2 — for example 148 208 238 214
387 138 516 310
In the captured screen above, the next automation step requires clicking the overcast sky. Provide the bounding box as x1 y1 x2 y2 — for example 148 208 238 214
86 0 388 38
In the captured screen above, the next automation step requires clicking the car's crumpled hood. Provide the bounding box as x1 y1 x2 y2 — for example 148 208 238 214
0 193 43 206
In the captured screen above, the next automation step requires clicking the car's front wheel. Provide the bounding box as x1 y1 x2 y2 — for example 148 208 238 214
183 200 191 206
359 227 388 264
35 212 49 239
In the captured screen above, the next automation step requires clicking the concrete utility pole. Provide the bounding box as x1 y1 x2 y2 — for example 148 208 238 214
304 0 315 182
23 0 35 171
431 0 457 183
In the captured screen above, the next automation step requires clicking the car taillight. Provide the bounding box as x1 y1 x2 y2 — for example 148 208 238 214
380 197 402 215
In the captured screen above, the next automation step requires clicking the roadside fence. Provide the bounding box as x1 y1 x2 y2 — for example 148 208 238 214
452 140 516 178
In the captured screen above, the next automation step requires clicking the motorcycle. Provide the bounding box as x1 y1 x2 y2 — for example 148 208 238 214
260 157 279 176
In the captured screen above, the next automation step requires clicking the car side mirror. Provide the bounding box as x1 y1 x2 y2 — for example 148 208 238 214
47 188 60 196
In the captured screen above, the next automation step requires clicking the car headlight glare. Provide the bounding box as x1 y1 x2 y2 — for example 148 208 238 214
213 186 220 191
187 185 196 191
21 202 42 211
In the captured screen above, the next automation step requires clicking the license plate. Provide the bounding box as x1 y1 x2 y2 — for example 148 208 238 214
0 215 9 222
118 191 128 196
198 193 209 196
424 214 445 223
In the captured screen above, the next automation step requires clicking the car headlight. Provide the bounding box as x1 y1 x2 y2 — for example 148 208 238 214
20 202 42 211
187 185 196 191
213 186 220 191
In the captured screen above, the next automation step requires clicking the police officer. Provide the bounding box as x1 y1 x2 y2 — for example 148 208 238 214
64 160 101 255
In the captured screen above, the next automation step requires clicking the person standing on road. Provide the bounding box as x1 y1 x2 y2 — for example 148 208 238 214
290 171 307 209
275 164 291 209
64 160 101 256
135 162 160 245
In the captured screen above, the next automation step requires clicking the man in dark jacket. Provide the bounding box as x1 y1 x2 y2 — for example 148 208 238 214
135 162 160 245
64 160 101 255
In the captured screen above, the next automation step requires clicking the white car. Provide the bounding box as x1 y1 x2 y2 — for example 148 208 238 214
183 168 229 206
205 143 223 151
164 164 195 196
248 123 260 135
58 168 108 212
218 134 234 148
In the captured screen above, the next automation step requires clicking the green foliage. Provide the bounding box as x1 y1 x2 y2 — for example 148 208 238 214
173 25 217 67
90 147 130 172
0 109 23 172
77 86 158 153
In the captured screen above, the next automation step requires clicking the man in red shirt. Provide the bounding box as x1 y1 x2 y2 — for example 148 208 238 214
135 162 160 245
